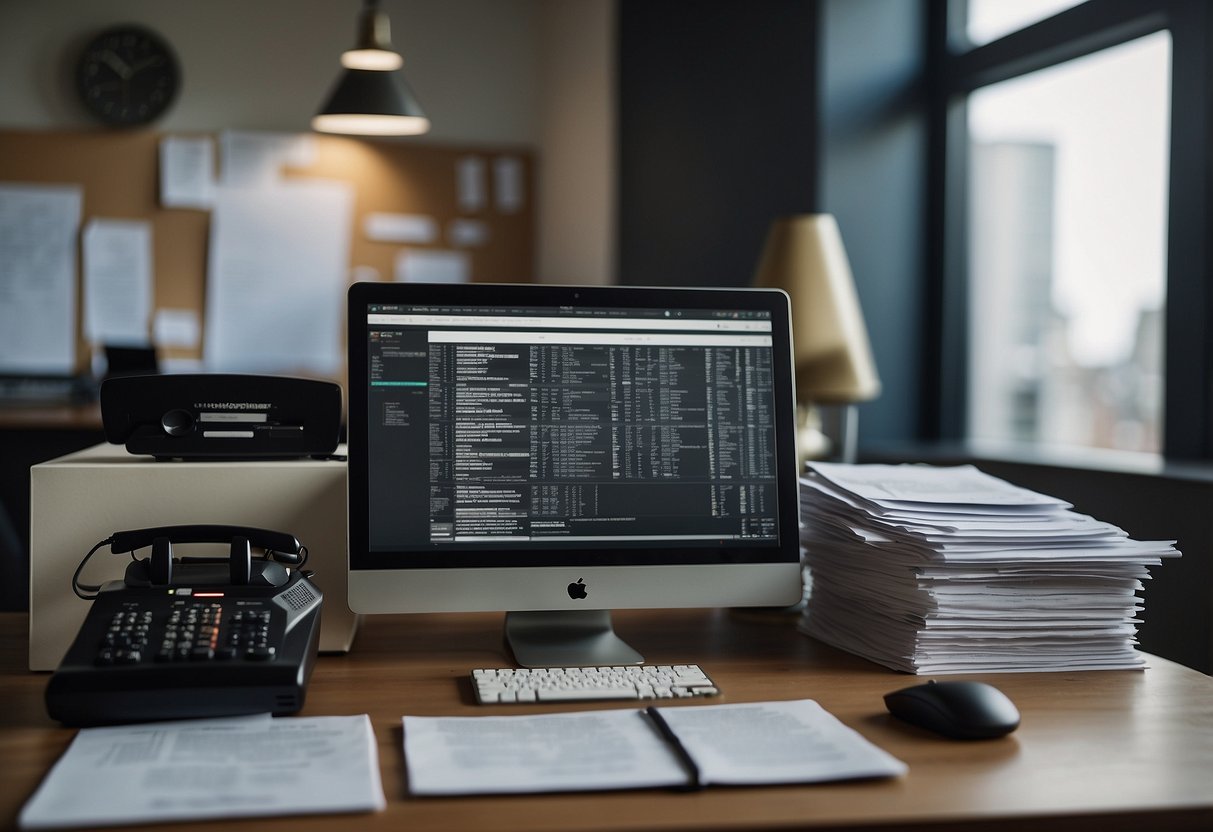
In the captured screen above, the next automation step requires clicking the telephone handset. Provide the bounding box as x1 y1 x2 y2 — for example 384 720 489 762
110 525 302 559
74 524 309 599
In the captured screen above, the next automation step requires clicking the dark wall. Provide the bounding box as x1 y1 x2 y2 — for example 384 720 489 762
818 0 929 445
617 0 818 288
619 0 929 446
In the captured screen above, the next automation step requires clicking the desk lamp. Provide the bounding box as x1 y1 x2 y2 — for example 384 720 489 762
313 0 430 136
753 214 880 467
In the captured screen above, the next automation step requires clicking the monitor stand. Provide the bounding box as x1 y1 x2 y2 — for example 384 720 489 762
504 610 644 668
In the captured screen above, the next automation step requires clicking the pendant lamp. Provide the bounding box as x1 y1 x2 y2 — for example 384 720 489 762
312 0 430 136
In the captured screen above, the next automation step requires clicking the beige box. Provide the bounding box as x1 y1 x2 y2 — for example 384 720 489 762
29 443 358 671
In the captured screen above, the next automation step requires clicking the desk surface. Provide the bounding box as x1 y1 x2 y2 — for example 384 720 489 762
3 608 1213 831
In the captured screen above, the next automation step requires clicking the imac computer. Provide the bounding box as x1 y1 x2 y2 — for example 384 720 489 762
346 282 803 667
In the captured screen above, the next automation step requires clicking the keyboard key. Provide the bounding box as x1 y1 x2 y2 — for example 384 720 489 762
537 687 643 702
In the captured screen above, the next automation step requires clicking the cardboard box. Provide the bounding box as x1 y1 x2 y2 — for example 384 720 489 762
29 443 358 671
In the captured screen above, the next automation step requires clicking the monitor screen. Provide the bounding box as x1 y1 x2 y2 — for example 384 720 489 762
347 283 803 666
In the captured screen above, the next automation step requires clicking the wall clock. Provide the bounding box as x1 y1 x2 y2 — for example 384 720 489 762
76 25 180 127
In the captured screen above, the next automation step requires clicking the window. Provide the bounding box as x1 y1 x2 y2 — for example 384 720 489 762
966 0 1086 46
929 0 1212 459
965 32 1171 453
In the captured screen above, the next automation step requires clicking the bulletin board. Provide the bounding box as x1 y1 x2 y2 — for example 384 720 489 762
0 129 535 375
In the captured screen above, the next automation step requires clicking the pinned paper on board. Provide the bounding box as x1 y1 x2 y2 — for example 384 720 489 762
396 249 470 284
153 308 201 350
159 136 215 209
364 212 437 244
0 182 82 375
456 156 487 212
204 180 353 375
220 130 317 187
493 156 525 214
82 218 153 345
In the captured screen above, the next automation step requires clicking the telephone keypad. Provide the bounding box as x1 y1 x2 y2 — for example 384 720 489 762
97 606 152 665
93 600 281 666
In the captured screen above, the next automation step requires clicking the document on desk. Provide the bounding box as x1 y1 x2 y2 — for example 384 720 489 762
402 699 906 795
18 714 385 829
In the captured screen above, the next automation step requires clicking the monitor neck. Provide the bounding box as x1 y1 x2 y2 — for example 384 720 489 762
504 609 643 667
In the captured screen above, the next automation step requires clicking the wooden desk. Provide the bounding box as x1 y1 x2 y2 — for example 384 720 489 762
3 609 1212 831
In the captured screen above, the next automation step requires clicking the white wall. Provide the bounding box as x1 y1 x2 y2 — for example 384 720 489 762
0 0 614 282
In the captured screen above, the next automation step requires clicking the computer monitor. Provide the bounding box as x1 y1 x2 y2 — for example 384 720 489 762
346 282 803 667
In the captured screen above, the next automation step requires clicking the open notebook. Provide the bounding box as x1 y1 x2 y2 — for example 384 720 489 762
403 698 906 795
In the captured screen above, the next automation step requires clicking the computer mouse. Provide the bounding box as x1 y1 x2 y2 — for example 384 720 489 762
883 680 1020 740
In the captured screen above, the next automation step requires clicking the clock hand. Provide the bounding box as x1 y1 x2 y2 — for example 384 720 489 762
99 49 131 79
129 55 164 74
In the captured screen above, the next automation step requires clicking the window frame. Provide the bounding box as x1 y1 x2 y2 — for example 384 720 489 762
925 0 1213 460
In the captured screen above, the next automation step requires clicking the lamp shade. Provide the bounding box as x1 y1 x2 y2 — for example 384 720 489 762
312 68 430 136
753 214 880 404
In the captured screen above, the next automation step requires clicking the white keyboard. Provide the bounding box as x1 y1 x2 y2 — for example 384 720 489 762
471 664 720 704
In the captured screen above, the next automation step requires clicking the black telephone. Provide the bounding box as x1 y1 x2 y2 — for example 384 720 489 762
47 525 323 727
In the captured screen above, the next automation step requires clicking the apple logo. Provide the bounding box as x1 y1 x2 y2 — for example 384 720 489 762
567 578 588 600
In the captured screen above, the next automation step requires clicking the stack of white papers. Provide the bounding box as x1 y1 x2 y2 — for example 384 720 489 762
798 462 1180 674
